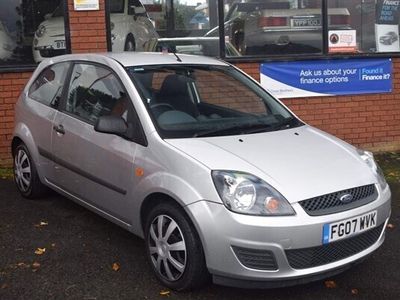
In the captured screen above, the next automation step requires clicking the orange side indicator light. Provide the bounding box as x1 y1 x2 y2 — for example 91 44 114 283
135 167 144 177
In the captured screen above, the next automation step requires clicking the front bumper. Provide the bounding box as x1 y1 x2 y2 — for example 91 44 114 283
185 184 391 287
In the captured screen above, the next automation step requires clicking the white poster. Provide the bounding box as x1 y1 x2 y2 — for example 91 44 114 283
328 30 357 53
376 24 400 52
74 0 100 11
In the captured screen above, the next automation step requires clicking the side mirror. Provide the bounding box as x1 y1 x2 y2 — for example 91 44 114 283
94 116 128 135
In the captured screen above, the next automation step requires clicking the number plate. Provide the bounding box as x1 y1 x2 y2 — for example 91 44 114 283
53 40 66 49
291 17 321 28
322 210 377 244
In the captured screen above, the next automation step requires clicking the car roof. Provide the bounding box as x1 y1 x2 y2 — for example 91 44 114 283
47 52 228 68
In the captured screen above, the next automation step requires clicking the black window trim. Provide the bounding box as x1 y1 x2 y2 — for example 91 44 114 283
0 0 72 73
59 60 148 146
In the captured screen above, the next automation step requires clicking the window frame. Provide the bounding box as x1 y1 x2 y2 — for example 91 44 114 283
0 0 72 73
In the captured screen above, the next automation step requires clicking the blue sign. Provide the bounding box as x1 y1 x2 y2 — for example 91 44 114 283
260 58 392 98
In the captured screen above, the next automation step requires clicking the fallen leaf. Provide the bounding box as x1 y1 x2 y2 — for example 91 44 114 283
387 223 395 229
34 221 48 228
112 262 120 272
1 283 8 289
32 262 41 269
351 288 359 295
34 248 46 255
324 280 337 288
159 290 171 297
16 262 30 268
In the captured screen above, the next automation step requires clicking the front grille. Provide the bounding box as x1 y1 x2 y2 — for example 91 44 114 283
299 184 377 216
286 223 384 269
232 246 278 271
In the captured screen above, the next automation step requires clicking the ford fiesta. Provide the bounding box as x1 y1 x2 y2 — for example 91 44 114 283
12 52 391 291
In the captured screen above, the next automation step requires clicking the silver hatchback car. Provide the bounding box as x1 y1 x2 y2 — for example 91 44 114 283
12 53 391 290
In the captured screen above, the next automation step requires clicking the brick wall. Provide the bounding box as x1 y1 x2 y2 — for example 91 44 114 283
236 60 400 152
68 0 107 53
0 73 32 166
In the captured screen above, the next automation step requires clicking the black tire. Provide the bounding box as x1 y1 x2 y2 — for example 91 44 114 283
144 202 209 291
124 35 136 51
13 143 47 199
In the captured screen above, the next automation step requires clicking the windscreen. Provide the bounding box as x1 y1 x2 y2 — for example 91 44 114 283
126 64 301 138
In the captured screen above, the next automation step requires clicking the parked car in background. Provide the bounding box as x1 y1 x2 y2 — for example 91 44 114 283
147 37 241 57
32 0 158 62
379 31 398 45
13 52 391 291
206 1 351 55
0 21 16 60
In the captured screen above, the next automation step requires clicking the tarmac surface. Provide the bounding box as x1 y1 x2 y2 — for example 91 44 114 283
0 178 399 300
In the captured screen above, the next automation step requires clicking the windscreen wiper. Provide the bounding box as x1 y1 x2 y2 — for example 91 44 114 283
194 122 270 137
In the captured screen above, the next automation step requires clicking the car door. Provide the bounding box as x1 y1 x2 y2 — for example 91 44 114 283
51 62 142 224
25 62 70 182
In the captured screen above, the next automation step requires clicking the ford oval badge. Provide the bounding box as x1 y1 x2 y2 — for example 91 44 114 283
339 193 353 203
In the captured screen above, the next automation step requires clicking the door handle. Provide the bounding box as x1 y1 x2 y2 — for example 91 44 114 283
53 124 65 135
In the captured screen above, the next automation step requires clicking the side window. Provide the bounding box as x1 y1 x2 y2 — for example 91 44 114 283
65 64 131 124
28 62 70 107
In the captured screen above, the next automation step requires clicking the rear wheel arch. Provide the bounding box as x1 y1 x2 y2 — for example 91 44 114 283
11 136 23 156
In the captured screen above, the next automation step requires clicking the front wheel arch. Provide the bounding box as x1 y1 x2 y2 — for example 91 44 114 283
144 200 210 290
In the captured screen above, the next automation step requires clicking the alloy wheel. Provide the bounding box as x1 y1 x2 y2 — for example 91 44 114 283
14 148 31 193
148 214 187 281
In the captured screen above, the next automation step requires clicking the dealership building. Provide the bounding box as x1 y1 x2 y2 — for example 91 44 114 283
0 0 399 167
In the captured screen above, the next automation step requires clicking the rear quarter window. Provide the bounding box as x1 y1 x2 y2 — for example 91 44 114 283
28 62 70 107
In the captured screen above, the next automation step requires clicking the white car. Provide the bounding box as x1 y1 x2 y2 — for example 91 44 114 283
0 21 16 60
32 0 158 62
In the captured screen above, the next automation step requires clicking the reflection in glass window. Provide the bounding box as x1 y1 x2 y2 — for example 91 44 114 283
0 0 67 65
109 0 158 52
174 0 210 30
29 62 70 107
329 0 400 54
66 64 128 124
108 0 221 57
217 0 323 56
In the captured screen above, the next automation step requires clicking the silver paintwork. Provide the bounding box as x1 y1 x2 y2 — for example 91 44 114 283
13 52 391 286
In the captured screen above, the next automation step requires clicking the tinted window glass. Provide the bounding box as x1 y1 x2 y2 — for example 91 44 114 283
29 62 69 106
111 0 125 13
66 64 130 124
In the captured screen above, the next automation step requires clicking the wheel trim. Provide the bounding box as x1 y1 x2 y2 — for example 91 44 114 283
148 215 187 282
14 149 31 192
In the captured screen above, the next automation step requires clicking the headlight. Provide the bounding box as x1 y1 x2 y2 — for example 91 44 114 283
212 171 295 216
36 25 46 38
357 149 388 190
